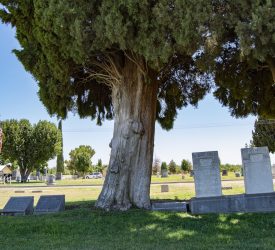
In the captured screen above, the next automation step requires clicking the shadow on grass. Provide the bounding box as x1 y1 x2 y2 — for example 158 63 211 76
0 200 275 250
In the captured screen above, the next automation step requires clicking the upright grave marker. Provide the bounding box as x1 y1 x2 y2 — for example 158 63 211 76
241 147 274 194
192 151 222 198
272 164 275 178
2 196 34 215
34 195 65 214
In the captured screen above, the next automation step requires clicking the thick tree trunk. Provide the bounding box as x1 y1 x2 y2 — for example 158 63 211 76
95 59 158 211
20 168 31 183
267 57 275 83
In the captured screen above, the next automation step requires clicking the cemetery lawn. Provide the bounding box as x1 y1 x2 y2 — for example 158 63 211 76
0 201 275 250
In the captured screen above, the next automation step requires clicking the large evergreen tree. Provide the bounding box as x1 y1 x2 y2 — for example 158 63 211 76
0 1 274 210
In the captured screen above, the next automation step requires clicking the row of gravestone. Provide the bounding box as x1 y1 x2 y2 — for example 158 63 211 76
1 195 65 216
190 146 275 214
152 146 275 214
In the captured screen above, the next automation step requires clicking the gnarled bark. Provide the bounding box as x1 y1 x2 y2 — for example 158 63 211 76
95 58 158 211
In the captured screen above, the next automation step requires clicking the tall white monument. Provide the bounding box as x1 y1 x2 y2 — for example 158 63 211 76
241 147 274 194
192 151 222 198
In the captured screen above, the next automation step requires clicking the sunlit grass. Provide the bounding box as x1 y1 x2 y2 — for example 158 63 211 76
0 203 275 250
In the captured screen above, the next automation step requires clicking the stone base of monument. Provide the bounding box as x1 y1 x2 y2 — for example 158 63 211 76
34 195 65 215
151 201 187 212
190 192 275 214
2 196 34 216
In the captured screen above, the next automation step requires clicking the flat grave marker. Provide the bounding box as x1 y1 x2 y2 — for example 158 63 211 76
34 195 65 214
161 184 169 193
192 151 222 198
241 147 274 194
2 196 34 215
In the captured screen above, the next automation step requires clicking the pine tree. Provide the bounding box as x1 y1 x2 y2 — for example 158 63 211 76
1 1 274 210
56 120 64 175
252 118 275 153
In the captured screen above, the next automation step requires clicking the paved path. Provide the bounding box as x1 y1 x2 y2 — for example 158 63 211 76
0 179 248 190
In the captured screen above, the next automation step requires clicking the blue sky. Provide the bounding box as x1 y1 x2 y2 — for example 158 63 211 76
1 23 274 167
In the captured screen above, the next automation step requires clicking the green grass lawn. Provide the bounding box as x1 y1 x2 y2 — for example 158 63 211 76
0 201 275 250
0 182 246 209
1 182 275 249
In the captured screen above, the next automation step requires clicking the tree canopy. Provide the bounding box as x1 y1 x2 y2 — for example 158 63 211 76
1 1 273 129
1 119 61 181
252 118 275 153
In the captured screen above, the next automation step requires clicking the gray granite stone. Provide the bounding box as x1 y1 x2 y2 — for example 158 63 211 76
241 147 274 194
34 195 65 214
192 151 222 198
190 195 245 214
190 192 275 214
2 196 34 216
151 201 187 212
244 193 275 212
47 174 56 185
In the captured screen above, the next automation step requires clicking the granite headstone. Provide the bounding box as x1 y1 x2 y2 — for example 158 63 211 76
192 151 222 198
34 195 65 214
241 147 274 194
2 196 34 215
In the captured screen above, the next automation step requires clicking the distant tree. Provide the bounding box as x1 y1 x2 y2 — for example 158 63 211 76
56 120 64 174
181 159 192 173
252 118 275 153
152 158 161 175
161 162 168 171
168 160 177 174
1 119 61 182
67 145 95 176
220 164 241 173
94 159 104 173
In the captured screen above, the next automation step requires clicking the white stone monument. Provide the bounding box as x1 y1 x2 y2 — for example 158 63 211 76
192 151 222 198
241 147 274 194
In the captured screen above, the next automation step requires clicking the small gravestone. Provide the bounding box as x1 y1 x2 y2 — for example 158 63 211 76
56 172 62 180
34 195 65 214
161 185 169 192
222 170 228 176
14 190 25 193
235 172 241 177
241 147 274 194
152 201 187 212
2 196 34 216
192 151 222 198
47 174 56 185
161 170 168 178
189 170 194 177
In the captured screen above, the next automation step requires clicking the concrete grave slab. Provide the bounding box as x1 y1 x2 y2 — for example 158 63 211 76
34 195 65 214
151 201 187 212
190 192 275 214
2 196 34 216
